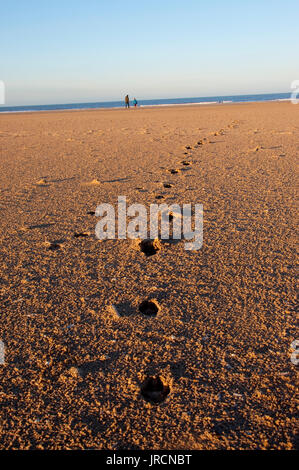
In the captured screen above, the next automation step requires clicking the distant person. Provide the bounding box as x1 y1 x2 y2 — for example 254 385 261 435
133 97 138 108
125 94 130 109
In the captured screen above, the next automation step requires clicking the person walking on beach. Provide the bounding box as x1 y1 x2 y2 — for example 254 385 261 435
133 97 138 108
125 94 130 109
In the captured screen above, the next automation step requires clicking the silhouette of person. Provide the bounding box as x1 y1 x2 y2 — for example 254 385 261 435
133 97 138 108
125 94 130 109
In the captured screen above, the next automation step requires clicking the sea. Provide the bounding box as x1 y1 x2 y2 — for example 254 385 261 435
0 92 291 113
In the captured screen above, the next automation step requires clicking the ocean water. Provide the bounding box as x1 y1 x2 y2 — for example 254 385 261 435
0 92 291 113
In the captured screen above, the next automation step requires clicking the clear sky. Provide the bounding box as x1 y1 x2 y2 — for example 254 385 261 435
1 0 298 105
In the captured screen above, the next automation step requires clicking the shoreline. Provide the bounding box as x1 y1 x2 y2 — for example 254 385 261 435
0 98 293 116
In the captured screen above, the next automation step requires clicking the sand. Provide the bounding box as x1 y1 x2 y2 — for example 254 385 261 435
0 101 298 450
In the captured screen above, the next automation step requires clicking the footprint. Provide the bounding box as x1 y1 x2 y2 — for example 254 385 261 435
155 195 164 200
74 232 90 238
36 179 50 187
168 169 180 175
213 131 225 136
140 376 170 403
181 161 191 166
163 183 173 189
45 242 62 251
107 302 132 318
251 146 264 152
140 239 161 257
87 211 95 216
139 300 160 317
84 179 101 186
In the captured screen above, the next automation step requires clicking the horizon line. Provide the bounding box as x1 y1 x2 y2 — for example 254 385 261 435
0 91 291 109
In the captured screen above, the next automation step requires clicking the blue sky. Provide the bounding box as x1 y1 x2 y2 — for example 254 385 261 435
1 0 298 105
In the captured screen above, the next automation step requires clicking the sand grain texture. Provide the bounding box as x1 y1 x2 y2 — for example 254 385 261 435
0 102 298 449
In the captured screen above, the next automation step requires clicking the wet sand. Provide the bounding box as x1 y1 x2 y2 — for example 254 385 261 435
0 101 298 449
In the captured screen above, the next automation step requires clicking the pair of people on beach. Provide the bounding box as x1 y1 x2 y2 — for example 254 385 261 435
125 95 137 108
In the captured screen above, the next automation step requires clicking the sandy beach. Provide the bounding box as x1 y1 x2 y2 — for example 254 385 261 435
0 101 297 450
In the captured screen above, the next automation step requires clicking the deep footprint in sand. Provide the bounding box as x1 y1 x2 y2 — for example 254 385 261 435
139 300 160 317
140 376 170 403
140 239 161 257
163 183 173 188
168 169 180 174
